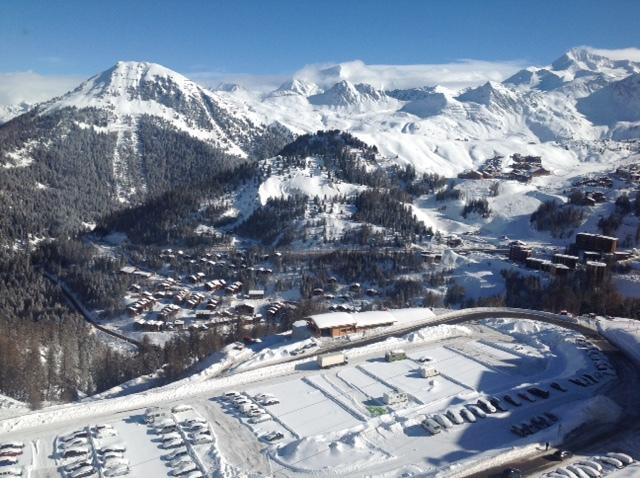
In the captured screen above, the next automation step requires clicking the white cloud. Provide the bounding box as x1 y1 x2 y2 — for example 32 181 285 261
292 59 527 92
188 58 527 94
582 46 640 62
0 71 81 106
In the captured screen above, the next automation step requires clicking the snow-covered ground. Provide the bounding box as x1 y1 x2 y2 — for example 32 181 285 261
1 317 625 477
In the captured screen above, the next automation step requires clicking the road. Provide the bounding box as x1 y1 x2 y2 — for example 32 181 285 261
42 270 141 349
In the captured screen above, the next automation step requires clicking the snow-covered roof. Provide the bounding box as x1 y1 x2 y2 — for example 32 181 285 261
353 311 396 328
309 312 356 329
308 308 436 330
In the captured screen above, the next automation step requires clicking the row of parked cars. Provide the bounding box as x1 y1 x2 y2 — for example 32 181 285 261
576 338 616 376
145 406 205 478
0 441 24 477
544 451 634 478
510 412 559 437
222 391 277 424
421 384 561 436
58 425 130 478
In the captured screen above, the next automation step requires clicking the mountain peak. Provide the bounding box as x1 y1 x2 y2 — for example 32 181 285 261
268 78 321 98
308 80 386 107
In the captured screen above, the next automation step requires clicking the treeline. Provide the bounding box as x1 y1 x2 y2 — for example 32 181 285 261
501 269 640 318
530 200 585 238
352 189 432 240
236 195 308 245
462 198 491 219
96 164 255 245
279 130 378 159
33 239 132 313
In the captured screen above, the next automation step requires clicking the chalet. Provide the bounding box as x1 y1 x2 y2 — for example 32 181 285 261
267 302 286 317
312 288 325 296
159 304 180 320
308 309 435 338
349 283 361 292
225 281 243 295
205 279 226 291
119 266 136 275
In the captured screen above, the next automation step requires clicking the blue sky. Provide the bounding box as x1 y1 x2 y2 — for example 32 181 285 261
1 0 639 76
0 0 639 105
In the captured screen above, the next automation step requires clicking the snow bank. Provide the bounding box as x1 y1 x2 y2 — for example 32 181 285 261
598 317 640 365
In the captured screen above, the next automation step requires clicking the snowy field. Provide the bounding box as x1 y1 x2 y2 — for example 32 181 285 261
0 319 629 477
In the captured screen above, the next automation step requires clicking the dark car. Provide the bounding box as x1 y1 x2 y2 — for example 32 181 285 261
550 382 567 392
502 468 522 478
503 394 521 407
528 387 550 399
489 397 508 412
553 449 573 461
544 412 559 423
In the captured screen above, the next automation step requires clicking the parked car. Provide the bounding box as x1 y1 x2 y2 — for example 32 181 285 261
433 414 454 429
104 465 130 477
527 387 550 399
171 404 193 413
489 397 508 412
466 404 487 419
164 448 188 461
262 431 284 442
161 438 184 449
550 382 567 392
249 414 271 424
445 408 464 425
477 398 497 414
606 452 634 465
553 450 573 461
502 394 521 407
421 418 441 435
459 408 476 423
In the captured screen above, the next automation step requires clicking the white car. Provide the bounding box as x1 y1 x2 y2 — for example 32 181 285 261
445 408 464 425
459 408 477 423
161 438 184 449
171 462 197 476
433 414 454 429
607 452 634 465
190 434 213 445
164 448 188 461
249 414 271 424
104 465 130 477
421 418 441 435
466 404 487 418
171 405 193 413
69 466 96 478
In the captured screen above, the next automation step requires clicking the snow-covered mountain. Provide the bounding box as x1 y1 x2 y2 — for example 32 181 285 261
0 102 32 124
308 80 389 107
3 48 640 241
227 47 640 177
0 61 293 239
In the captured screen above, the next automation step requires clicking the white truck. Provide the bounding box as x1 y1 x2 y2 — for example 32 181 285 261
317 352 348 368
383 391 408 405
